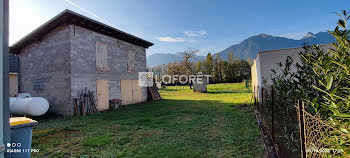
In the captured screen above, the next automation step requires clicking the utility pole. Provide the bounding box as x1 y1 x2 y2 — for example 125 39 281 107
1 0 10 157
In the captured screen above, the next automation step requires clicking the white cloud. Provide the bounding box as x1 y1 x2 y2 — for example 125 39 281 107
184 30 207 37
278 32 307 40
156 37 186 42
156 29 206 43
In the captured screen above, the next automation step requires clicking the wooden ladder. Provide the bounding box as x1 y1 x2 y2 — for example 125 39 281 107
148 87 162 100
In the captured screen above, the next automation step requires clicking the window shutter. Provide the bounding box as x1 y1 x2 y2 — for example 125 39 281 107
96 42 109 72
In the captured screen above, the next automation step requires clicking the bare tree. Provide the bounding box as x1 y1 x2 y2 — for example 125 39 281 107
181 48 199 89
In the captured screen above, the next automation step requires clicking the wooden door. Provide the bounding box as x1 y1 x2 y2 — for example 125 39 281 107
97 79 109 111
121 80 143 105
132 80 142 103
121 80 132 105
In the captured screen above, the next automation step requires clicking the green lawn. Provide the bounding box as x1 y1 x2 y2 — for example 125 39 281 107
31 83 265 157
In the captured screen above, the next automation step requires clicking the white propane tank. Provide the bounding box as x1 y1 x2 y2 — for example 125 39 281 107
10 94 49 116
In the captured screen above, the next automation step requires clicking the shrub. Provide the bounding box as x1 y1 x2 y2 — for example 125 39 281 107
264 10 350 156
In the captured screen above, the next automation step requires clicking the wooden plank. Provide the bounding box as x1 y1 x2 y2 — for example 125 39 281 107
9 74 18 97
96 42 109 72
132 80 142 103
121 80 132 105
96 79 109 111
298 100 307 158
148 87 162 100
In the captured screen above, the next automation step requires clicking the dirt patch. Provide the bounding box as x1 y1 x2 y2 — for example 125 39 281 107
34 128 80 144
231 104 250 111
254 109 278 158
109 125 121 130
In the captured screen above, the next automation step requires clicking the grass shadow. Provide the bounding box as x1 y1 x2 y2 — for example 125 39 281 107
32 98 264 157
206 91 248 94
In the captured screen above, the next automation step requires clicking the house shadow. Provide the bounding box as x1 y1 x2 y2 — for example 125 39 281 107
33 98 254 123
205 91 248 94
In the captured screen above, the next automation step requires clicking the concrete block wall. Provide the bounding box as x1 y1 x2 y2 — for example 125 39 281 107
17 24 148 116
18 24 72 115
69 25 148 107
193 77 207 93
109 80 120 100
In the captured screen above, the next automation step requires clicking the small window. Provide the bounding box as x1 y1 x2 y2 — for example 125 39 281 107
96 42 109 72
127 50 135 72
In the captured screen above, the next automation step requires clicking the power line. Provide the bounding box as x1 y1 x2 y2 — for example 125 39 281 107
63 0 116 28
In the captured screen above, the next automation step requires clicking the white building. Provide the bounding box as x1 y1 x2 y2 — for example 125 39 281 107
251 45 331 91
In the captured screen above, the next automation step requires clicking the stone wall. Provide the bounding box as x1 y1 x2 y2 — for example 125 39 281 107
193 77 207 93
17 24 148 116
69 25 148 106
18 24 72 115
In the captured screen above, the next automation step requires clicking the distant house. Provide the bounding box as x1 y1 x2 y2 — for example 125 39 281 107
251 45 331 91
10 10 154 116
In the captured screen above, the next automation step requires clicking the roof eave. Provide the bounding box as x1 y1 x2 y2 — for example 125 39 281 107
10 9 154 54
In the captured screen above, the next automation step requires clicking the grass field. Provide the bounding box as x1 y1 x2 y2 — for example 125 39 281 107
31 83 265 157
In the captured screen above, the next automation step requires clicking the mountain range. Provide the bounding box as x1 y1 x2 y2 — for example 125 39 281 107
147 32 335 67
217 31 335 60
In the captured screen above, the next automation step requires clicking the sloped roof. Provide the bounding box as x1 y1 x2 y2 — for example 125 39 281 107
10 9 154 53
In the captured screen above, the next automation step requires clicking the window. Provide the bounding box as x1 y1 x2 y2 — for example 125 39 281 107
127 50 135 72
96 42 109 72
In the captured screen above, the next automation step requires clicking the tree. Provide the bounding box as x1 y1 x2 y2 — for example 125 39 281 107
167 62 182 76
181 48 199 89
247 56 253 66
195 61 202 73
224 60 235 82
204 52 213 76
228 50 235 64
237 60 251 82
163 50 251 84
213 54 223 83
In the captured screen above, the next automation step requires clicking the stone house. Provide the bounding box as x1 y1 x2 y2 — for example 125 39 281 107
10 10 154 116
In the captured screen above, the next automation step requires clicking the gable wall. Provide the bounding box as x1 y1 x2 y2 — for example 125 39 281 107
18 24 72 115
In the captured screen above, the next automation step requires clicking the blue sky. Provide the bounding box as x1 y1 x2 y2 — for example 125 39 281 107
10 0 349 56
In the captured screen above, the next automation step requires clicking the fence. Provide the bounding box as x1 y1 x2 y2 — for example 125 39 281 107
295 103 349 158
253 86 349 158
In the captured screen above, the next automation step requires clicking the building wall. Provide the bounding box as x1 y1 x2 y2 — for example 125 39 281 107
258 47 303 87
250 60 257 93
17 24 149 116
252 45 332 90
18 24 72 115
9 73 18 97
69 25 148 105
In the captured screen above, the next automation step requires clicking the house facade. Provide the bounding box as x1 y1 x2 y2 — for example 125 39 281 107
251 45 331 91
10 10 153 115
